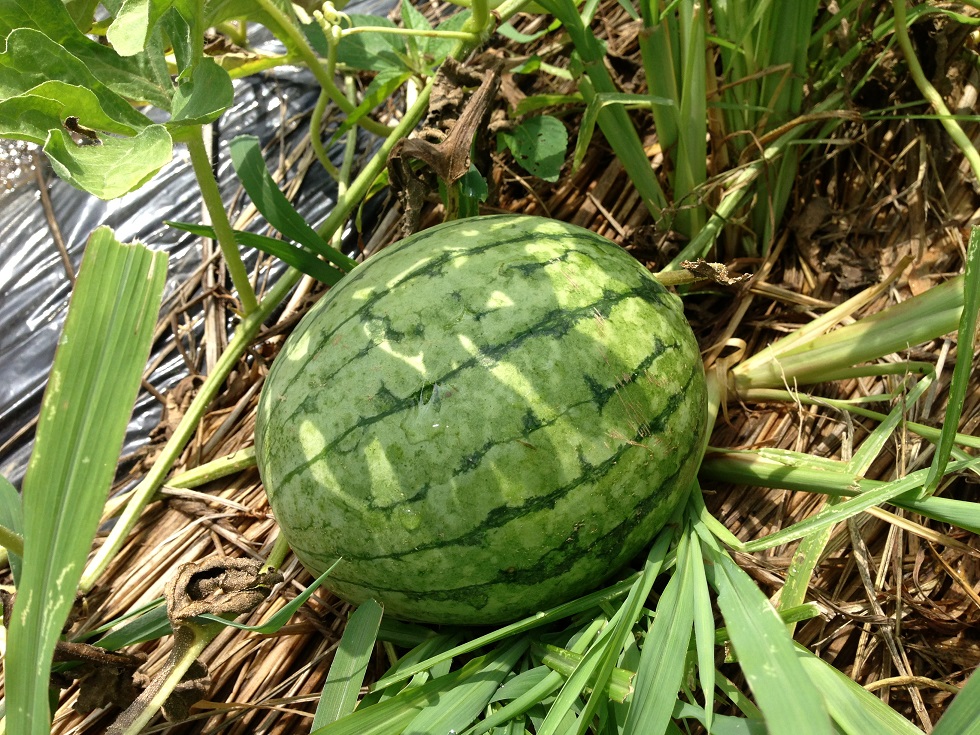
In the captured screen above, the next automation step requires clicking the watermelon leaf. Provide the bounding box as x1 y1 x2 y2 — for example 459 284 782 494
168 57 234 127
499 115 568 182
335 15 408 72
43 124 173 200
106 0 176 56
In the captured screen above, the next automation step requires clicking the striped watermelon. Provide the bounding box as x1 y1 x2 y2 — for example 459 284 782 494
255 215 706 624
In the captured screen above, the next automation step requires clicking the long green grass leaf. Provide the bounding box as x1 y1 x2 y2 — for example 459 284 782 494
312 599 384 730
229 135 358 270
795 647 922 735
5 229 166 735
687 521 716 732
539 529 673 734
623 528 694 735
710 549 833 735
405 637 528 735
312 644 523 735
0 475 24 582
370 573 641 692
923 226 979 495
931 664 980 735
533 0 668 223
166 220 346 285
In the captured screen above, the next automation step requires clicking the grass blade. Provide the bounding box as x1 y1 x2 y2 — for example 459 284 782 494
795 647 922 735
923 226 980 495
623 527 694 735
312 643 525 735
709 546 833 735
167 220 346 285
312 599 384 730
0 474 24 582
534 0 668 223
687 519 716 732
229 134 358 271
538 529 673 735
404 637 528 735
931 664 980 735
5 229 167 735
369 572 641 692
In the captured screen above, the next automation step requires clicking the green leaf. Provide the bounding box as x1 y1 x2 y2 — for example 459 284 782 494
500 115 568 182
106 0 176 56
0 0 173 108
0 474 24 583
92 599 171 650
623 530 694 735
335 15 408 72
404 638 528 735
795 648 922 735
0 81 142 145
160 6 194 73
229 135 358 271
933 664 980 735
5 228 167 735
710 549 833 735
428 11 471 67
169 57 234 126
399 0 431 66
43 124 173 199
923 226 980 495
0 28 154 129
63 0 102 31
672 702 767 734
312 600 384 730
312 647 515 735
329 68 412 146
166 221 346 285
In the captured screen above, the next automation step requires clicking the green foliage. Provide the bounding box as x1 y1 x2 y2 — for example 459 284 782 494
0 475 24 583
0 1 977 733
313 600 384 730
4 230 167 735
499 115 568 182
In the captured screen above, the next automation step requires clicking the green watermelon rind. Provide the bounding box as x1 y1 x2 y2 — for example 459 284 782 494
256 214 706 624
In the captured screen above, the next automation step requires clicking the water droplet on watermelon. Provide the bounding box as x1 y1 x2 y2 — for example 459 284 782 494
398 507 421 531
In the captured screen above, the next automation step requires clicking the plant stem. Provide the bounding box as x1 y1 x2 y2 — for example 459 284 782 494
310 90 342 180
254 0 391 138
185 128 260 315
0 523 23 558
343 26 477 41
109 624 216 735
892 0 980 184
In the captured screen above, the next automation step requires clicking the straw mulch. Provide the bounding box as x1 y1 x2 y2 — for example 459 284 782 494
34 2 980 733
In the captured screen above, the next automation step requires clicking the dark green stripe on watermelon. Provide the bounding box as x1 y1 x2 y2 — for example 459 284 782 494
256 215 707 624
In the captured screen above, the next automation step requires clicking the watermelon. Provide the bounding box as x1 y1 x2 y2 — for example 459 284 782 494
255 215 706 624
